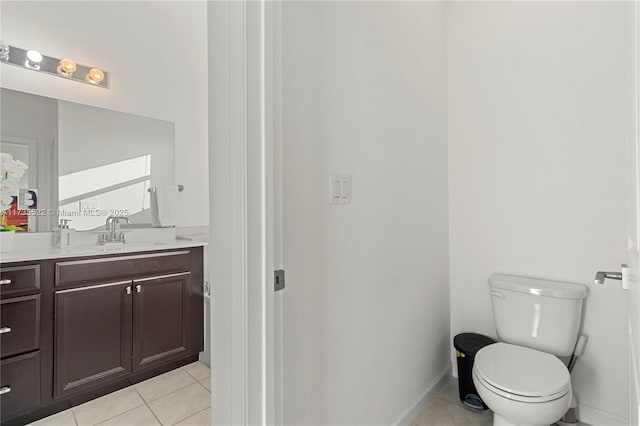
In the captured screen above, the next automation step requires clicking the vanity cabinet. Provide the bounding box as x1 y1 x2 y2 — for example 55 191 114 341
54 280 133 397
0 352 41 420
54 271 193 397
0 262 43 421
1 294 40 358
0 246 204 426
132 272 191 371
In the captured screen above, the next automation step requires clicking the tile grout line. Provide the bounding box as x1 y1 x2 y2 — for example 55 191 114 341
140 378 199 404
93 403 144 426
169 404 211 426
144 382 211 425
72 410 79 426
195 379 210 393
182 362 212 382
84 387 146 426
175 406 211 425
133 387 164 426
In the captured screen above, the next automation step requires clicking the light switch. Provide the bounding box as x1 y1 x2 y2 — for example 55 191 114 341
80 199 100 210
329 174 351 205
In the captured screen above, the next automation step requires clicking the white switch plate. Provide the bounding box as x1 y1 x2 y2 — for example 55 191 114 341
329 174 351 204
80 199 100 210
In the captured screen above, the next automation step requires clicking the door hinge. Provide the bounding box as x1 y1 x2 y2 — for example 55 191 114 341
274 270 285 292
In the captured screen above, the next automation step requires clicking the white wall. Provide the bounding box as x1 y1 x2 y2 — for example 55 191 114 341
447 2 629 424
282 2 449 424
0 1 208 227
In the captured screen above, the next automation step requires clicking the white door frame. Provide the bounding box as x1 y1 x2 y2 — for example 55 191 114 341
629 0 640 424
208 1 276 424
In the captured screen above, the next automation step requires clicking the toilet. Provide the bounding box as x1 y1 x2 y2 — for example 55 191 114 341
472 273 587 426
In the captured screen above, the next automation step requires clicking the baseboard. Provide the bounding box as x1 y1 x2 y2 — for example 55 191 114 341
577 402 628 426
390 367 451 426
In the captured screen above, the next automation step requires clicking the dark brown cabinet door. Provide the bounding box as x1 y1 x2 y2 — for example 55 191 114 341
0 351 40 421
0 294 40 358
132 272 191 371
54 281 132 398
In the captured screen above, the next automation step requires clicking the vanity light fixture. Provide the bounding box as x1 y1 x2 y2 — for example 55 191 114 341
85 68 104 84
0 41 9 61
0 43 110 88
25 49 43 69
57 58 76 77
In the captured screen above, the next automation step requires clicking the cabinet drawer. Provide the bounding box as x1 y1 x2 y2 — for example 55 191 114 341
0 351 41 421
55 250 191 287
0 264 40 297
0 294 41 358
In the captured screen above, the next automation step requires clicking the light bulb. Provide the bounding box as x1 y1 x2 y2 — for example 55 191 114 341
85 68 104 84
57 58 76 77
25 49 43 69
0 41 9 61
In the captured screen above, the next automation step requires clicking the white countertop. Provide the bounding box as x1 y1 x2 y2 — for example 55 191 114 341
0 240 208 263
0 227 209 263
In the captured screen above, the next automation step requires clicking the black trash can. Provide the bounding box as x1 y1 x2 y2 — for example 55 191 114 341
453 333 496 411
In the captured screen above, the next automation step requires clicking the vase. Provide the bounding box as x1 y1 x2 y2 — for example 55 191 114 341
0 230 15 252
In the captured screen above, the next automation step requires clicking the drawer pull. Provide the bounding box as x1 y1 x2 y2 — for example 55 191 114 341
136 285 141 293
0 279 12 285
0 386 11 395
126 286 131 295
0 327 11 334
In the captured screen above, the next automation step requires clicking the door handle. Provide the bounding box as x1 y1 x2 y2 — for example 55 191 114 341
136 285 141 293
126 286 131 295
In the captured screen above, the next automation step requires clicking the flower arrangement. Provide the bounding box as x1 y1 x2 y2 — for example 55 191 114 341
0 152 28 232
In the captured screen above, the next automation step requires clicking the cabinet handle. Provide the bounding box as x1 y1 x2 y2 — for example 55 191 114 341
0 279 12 285
0 386 11 395
136 285 141 293
0 327 11 334
126 286 131 295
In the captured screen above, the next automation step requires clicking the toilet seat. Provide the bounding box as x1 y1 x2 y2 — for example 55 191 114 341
474 343 571 403
473 369 568 403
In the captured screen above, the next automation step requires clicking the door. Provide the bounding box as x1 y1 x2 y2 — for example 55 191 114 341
627 1 640 424
132 272 191 371
54 281 132 397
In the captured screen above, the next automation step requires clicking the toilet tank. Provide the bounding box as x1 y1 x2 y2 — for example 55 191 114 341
488 273 587 356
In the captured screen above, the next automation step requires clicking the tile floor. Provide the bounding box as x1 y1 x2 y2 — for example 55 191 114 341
27 361 211 426
413 379 589 426
412 379 493 426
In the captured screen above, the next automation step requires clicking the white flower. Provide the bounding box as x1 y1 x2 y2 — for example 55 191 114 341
0 153 14 162
0 152 28 212
0 192 13 212
0 180 18 194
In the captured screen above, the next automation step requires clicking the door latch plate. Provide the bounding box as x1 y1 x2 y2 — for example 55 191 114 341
274 270 285 292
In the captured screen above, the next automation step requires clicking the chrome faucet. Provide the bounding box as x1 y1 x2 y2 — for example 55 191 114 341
101 216 130 244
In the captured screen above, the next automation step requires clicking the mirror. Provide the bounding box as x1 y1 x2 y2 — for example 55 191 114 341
1 88 175 232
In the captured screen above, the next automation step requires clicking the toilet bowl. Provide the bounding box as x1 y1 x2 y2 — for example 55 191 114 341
472 342 572 426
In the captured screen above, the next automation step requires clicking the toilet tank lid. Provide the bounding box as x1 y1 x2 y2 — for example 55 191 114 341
488 273 587 299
